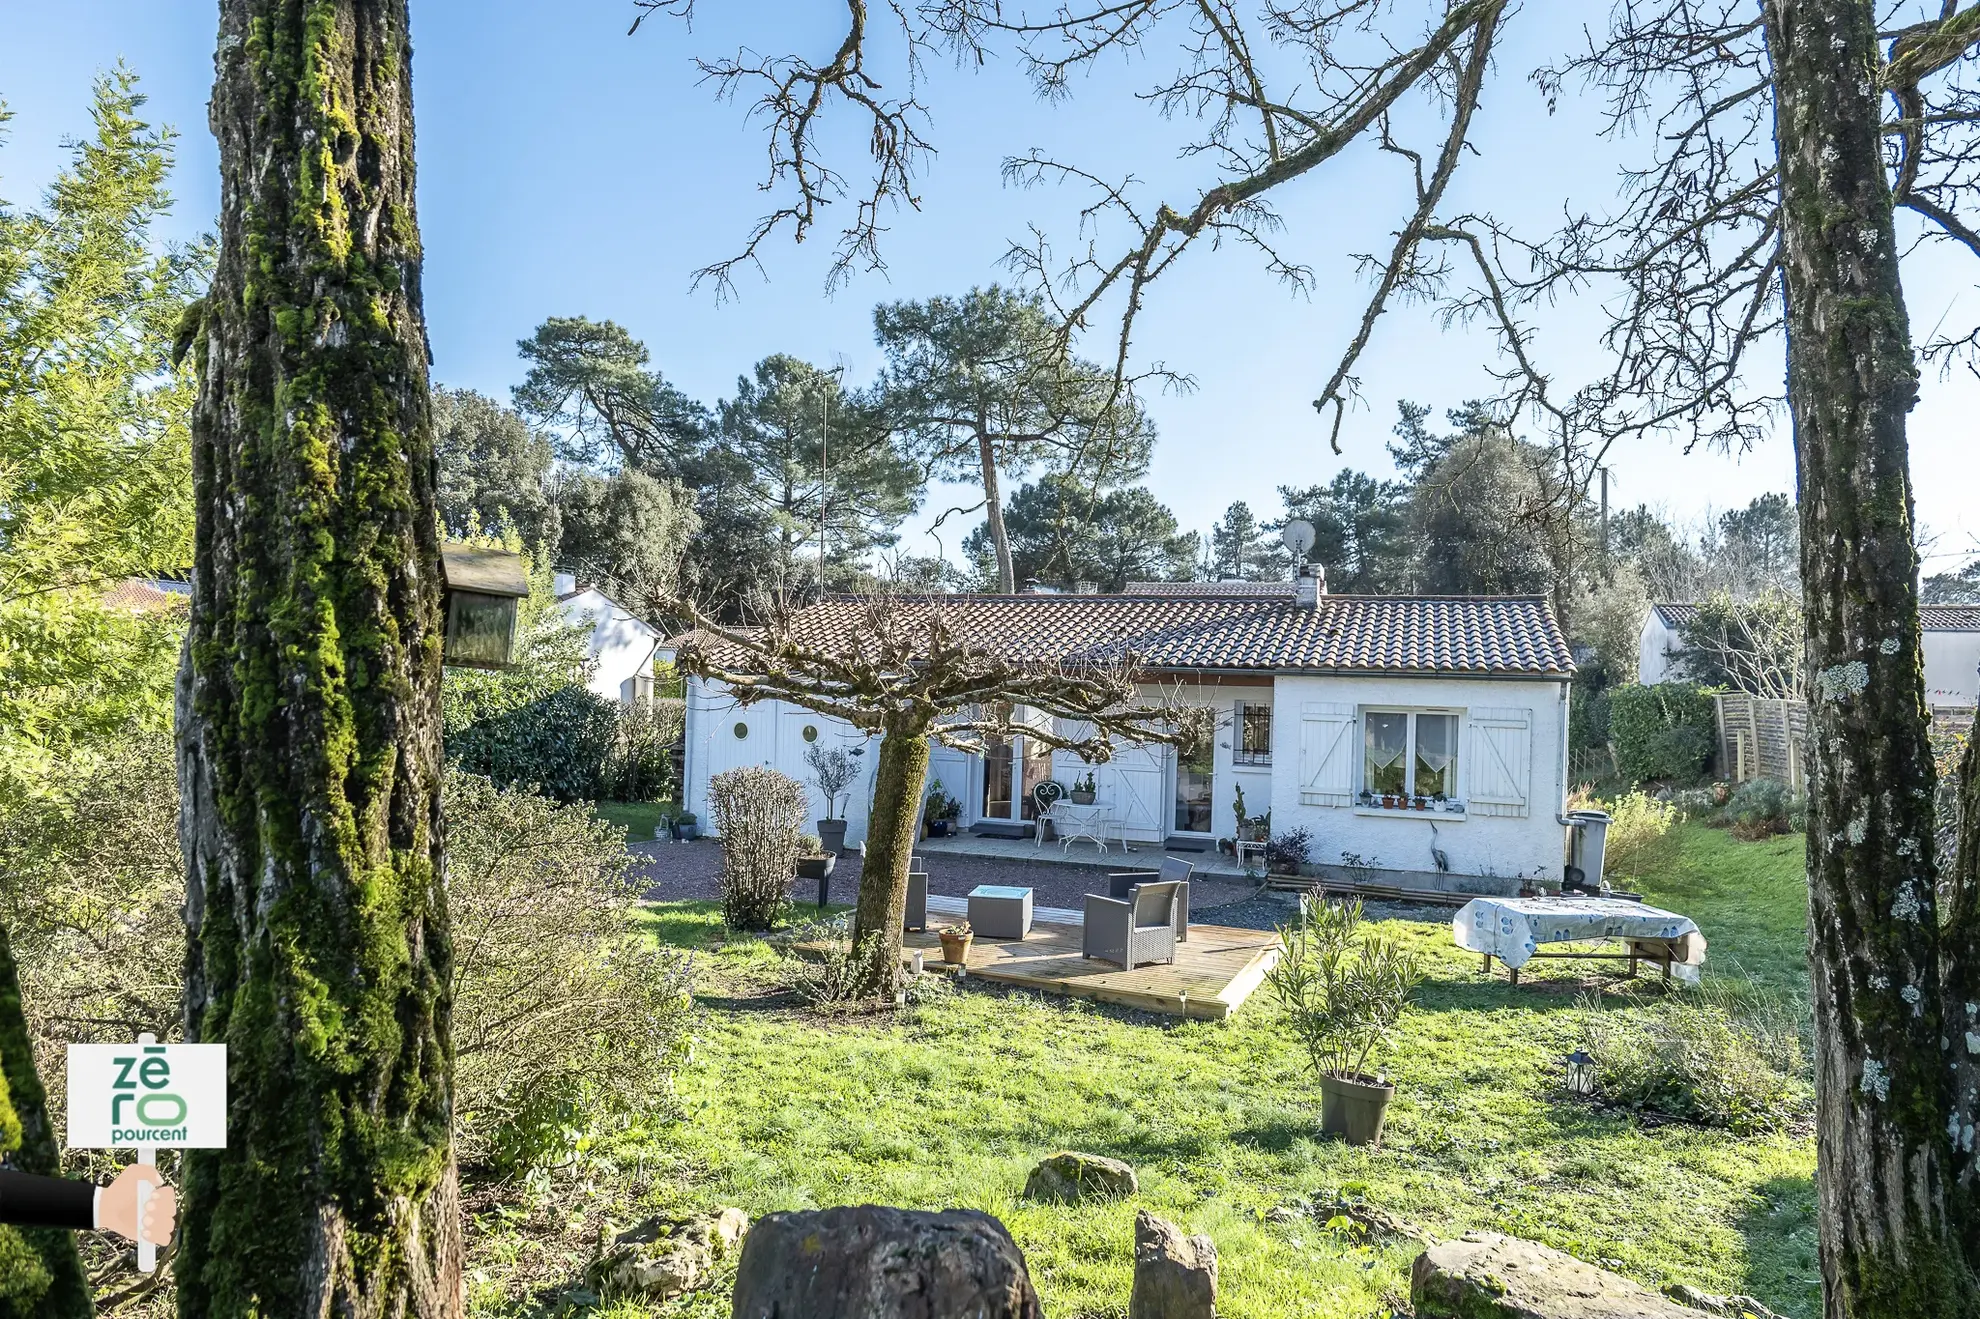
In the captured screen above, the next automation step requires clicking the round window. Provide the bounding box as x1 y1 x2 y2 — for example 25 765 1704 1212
733 721 749 739
802 725 819 743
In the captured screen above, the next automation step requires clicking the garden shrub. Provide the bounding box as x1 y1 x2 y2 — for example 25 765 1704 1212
447 683 623 801
1609 682 1717 784
0 742 698 1182
1579 994 1805 1135
707 766 809 930
1264 827 1313 874
601 697 684 802
445 770 698 1176
1726 777 1799 839
1599 791 1679 881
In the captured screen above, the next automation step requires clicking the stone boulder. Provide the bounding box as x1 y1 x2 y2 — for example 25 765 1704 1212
1129 1210 1217 1319
730 1205 1042 1319
1411 1232 1708 1319
1022 1151 1138 1204
588 1206 749 1300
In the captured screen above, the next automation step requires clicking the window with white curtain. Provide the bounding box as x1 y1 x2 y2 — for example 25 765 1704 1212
1362 709 1460 799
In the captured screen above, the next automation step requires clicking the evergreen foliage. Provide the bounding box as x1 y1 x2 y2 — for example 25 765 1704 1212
1610 683 1718 785
0 70 204 804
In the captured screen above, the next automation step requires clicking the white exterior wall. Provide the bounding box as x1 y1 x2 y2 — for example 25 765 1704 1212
1638 613 1680 685
560 588 660 704
1269 673 1571 888
681 677 880 839
1923 629 1980 708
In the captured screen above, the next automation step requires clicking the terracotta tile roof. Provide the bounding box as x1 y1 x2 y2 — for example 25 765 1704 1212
1651 602 1700 628
100 579 191 613
1660 600 1980 632
699 593 1574 677
1921 605 1980 631
1124 580 1298 597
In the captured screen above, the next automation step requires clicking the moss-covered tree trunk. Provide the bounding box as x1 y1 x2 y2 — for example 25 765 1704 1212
0 922 91 1319
851 717 931 990
175 3 461 1316
1766 1 1980 1313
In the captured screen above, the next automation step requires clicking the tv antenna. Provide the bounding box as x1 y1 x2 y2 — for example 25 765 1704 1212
1280 519 1317 564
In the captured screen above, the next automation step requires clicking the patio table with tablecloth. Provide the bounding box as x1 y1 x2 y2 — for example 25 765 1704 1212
1452 896 1707 985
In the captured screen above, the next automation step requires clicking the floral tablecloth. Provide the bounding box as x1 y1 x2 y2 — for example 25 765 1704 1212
1452 896 1706 984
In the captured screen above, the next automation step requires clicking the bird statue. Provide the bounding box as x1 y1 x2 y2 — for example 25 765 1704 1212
1428 822 1451 874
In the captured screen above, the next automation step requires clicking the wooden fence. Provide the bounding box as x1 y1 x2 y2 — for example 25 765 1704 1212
1714 694 1808 789
1716 694 1975 788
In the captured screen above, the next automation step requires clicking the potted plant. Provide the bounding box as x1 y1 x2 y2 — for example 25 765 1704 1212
1265 896 1425 1148
804 742 864 853
1379 794 1395 810
1070 771 1098 805
937 920 973 965
925 785 962 837
796 834 837 908
670 811 699 841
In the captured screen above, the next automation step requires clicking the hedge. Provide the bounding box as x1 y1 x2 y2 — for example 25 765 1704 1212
1609 682 1717 785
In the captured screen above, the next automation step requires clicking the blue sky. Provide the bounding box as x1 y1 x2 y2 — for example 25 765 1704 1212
4 1 1975 571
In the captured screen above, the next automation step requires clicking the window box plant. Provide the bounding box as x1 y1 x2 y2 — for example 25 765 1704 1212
937 920 973 964
1265 896 1425 1147
1069 771 1098 805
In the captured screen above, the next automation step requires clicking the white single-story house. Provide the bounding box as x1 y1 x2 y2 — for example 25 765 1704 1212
554 573 664 705
678 572 1581 894
1641 600 1980 707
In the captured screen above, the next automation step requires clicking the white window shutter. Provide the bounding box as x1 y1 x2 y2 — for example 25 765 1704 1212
1299 702 1357 806
1468 707 1532 818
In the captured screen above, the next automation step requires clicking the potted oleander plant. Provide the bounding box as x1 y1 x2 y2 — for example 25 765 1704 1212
1266 896 1424 1147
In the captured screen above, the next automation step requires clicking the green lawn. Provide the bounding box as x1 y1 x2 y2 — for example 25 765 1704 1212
593 800 679 842
470 822 1818 1319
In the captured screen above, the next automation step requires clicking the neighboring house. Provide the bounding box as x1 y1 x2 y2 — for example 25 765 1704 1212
101 578 192 613
679 572 1579 895
1641 601 1980 707
554 573 663 705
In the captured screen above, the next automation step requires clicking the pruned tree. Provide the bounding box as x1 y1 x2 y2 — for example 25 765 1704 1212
643 0 1980 1306
873 287 1161 592
177 1 463 1313
672 587 1203 989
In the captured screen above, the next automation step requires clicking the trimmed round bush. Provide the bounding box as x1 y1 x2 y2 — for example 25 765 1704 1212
708 766 809 930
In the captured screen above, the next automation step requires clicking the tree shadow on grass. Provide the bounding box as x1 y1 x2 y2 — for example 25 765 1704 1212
1736 1174 1819 1319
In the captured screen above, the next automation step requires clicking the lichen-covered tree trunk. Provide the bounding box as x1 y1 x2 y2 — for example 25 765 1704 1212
175 3 462 1316
0 922 91 1319
1765 1 1980 1313
851 717 931 990
976 428 1015 593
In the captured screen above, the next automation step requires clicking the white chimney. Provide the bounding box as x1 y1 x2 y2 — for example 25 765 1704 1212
1295 562 1326 608
553 571 577 597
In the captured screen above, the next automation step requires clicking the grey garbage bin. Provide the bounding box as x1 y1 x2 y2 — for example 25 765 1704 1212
1563 809 1611 892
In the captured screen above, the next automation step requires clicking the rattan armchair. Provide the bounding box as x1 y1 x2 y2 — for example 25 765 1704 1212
1106 856 1194 941
1082 880 1182 970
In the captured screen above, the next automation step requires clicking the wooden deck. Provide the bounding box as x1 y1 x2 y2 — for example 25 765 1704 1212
904 915 1281 1021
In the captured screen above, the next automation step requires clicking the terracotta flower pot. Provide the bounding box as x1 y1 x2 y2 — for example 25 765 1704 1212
938 932 973 965
1319 1072 1395 1147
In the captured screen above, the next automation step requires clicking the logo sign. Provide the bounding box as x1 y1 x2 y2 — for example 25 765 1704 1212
66 1042 227 1150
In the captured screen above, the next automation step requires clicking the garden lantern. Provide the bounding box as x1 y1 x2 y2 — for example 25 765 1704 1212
440 543 529 670
1564 1048 1597 1096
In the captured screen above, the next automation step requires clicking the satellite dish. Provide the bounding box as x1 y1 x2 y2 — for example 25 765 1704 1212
1281 519 1317 563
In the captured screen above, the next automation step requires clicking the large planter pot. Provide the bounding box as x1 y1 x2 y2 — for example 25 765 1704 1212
671 821 699 842
1070 790 1096 805
927 818 953 838
816 819 849 853
1319 1072 1395 1147
798 853 837 909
